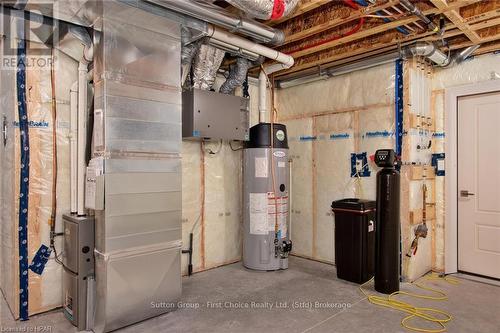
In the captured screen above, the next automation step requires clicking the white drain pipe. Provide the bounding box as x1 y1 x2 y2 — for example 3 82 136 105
77 60 89 216
69 26 94 216
205 25 294 123
70 81 78 214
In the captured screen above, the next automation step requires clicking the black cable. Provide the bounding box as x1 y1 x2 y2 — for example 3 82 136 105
242 73 250 98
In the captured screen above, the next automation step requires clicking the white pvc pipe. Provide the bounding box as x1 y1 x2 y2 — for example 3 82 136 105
288 158 293 240
207 25 294 67
206 25 294 124
258 70 267 123
77 60 88 216
70 81 78 214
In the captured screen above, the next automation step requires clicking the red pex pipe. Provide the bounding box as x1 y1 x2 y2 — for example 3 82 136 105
286 0 365 55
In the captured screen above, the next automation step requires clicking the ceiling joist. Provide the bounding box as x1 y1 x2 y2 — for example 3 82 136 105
430 0 482 43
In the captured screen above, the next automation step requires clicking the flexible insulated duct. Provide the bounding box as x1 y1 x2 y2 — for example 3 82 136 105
181 27 203 86
225 0 300 21
220 57 252 95
192 43 226 90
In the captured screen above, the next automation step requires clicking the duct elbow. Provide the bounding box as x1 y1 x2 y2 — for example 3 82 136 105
402 42 480 68
445 45 480 67
269 29 285 46
69 26 93 63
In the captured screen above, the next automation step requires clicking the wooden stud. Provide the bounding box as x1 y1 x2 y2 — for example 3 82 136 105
410 165 424 180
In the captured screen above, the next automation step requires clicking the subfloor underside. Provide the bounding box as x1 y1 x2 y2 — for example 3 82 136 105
1 256 499 333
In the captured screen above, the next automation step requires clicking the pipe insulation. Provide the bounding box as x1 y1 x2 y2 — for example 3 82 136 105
149 0 285 44
192 43 226 91
220 57 252 95
225 0 300 21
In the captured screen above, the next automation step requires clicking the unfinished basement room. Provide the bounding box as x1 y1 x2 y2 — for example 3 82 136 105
1 0 499 332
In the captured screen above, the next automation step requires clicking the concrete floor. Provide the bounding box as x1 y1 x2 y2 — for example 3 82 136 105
1 256 499 333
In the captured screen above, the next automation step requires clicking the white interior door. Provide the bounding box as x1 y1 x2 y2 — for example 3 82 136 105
457 92 500 279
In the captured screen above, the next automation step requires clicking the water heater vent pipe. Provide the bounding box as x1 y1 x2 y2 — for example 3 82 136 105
205 24 294 123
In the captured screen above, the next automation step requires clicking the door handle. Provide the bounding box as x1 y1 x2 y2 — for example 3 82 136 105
460 190 475 197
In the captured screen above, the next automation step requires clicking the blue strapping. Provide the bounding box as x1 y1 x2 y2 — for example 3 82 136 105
394 59 404 282
395 59 404 159
29 245 52 275
17 39 30 321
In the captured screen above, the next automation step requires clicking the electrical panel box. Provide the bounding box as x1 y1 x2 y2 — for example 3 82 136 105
182 89 250 141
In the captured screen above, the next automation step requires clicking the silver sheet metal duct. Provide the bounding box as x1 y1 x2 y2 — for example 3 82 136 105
146 0 285 45
91 1 182 332
276 52 400 89
220 57 252 95
192 43 226 90
226 0 300 21
402 41 480 67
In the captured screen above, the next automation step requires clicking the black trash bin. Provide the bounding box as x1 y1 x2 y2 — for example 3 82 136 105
331 198 376 284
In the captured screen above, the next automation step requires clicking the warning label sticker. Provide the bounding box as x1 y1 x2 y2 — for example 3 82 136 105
250 193 268 235
250 192 289 237
267 192 288 238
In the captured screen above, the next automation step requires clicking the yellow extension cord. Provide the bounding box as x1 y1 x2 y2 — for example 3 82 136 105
359 273 460 333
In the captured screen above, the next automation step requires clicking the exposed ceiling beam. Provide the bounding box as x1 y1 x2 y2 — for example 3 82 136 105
277 29 438 77
425 16 500 41
284 0 401 45
430 0 481 43
265 0 332 26
473 41 500 55
285 0 480 59
464 8 500 24
449 32 500 50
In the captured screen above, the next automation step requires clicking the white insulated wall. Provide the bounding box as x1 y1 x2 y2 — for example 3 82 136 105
0 46 78 317
180 78 262 274
276 64 395 263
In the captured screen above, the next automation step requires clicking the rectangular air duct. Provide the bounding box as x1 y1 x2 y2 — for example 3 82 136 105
90 1 182 332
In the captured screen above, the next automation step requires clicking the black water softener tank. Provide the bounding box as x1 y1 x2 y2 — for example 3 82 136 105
374 149 400 294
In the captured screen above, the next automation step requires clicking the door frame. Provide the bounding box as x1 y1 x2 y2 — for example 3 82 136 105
445 79 500 274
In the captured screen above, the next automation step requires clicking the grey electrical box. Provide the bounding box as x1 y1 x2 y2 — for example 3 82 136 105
62 214 95 331
182 89 250 141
